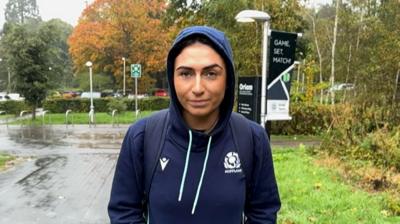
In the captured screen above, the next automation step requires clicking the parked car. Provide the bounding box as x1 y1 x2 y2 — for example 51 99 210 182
154 89 168 97
329 83 354 91
80 92 101 99
63 90 80 99
0 92 24 101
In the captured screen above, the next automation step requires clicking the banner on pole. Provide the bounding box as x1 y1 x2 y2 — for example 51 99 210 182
267 30 298 121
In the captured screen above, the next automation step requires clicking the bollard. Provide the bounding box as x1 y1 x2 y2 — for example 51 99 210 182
112 109 118 127
42 110 49 126
65 110 72 128
88 109 96 128
20 110 28 127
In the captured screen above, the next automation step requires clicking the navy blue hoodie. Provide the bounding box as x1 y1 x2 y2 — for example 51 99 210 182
108 26 280 224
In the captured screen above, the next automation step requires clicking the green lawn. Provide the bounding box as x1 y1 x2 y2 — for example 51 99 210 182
0 114 15 120
274 148 400 224
0 153 14 170
8 111 155 125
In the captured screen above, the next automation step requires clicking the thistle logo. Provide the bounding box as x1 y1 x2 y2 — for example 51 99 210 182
224 152 242 174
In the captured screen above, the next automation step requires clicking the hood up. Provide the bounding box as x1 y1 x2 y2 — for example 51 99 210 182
166 26 235 139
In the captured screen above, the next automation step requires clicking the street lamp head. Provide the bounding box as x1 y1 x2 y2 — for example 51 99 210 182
122 57 125 61
235 10 270 23
86 61 93 67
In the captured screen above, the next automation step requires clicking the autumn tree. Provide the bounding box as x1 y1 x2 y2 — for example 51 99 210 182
68 0 172 94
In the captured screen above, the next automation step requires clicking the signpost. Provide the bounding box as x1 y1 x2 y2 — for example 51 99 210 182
131 64 141 117
266 30 298 121
238 77 261 123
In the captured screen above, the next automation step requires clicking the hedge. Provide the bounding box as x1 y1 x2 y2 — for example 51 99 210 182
42 97 170 113
0 100 30 115
2 98 335 136
270 103 334 135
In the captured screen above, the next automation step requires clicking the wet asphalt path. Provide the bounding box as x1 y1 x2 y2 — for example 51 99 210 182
0 124 318 224
0 125 127 224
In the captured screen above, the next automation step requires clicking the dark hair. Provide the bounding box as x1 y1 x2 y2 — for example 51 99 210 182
172 35 221 59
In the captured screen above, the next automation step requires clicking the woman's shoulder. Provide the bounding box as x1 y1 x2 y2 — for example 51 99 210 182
231 112 266 140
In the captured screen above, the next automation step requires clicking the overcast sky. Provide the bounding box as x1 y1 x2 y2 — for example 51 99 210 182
0 0 330 28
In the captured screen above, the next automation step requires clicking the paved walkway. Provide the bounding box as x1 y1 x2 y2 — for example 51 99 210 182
0 124 318 224
0 125 127 224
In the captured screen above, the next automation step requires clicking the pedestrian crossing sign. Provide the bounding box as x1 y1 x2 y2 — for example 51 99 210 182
131 64 141 78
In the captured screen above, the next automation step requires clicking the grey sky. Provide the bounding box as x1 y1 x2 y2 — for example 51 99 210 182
0 0 330 28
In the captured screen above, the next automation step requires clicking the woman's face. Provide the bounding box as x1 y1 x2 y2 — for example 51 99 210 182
174 42 227 121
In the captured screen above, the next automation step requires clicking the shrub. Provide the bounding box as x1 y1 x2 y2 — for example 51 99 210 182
319 104 400 171
270 103 333 135
0 100 29 115
107 99 127 114
43 97 170 113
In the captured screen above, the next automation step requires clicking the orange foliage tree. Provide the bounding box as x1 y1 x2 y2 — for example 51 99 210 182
68 0 173 93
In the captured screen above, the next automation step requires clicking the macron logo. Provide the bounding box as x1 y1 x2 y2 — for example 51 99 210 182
160 157 169 171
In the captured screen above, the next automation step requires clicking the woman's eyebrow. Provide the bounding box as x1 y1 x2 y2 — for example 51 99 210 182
175 64 224 71
175 66 193 71
203 64 224 70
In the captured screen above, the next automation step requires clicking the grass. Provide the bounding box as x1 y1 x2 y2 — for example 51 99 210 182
7 111 155 125
271 135 321 141
274 147 400 224
0 153 14 170
0 114 15 120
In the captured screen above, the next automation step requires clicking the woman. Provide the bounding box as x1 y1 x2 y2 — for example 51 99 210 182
108 26 280 224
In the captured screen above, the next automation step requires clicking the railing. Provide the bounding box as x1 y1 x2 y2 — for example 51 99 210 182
42 110 50 126
65 110 73 128
0 111 7 127
112 109 119 127
20 110 29 127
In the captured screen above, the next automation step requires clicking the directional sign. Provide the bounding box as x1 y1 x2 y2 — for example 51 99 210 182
131 64 141 78
237 76 261 123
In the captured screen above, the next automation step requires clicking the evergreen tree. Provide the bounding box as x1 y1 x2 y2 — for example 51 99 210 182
2 24 53 119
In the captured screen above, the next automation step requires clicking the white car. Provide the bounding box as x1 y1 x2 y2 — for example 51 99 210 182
329 83 354 91
0 92 24 101
80 92 101 99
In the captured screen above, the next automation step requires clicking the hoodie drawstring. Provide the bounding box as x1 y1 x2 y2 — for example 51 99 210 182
178 130 193 201
177 130 213 215
192 136 212 214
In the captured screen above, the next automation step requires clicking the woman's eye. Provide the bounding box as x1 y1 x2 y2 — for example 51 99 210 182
204 71 217 79
180 71 192 78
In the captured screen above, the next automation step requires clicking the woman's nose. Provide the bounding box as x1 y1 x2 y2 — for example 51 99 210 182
192 74 204 95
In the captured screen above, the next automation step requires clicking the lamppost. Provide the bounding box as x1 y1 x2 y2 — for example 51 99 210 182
0 58 11 93
235 10 271 128
85 61 94 124
122 57 126 96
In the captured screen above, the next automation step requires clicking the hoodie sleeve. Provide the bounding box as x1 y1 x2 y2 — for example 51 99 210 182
108 119 147 224
245 124 281 224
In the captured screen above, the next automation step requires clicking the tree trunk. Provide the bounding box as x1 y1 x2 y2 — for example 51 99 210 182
343 44 352 103
309 12 324 104
393 65 400 105
330 0 341 104
32 101 38 120
353 11 364 98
